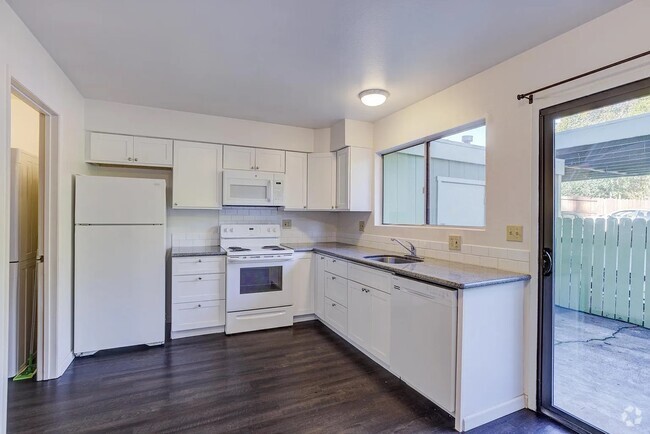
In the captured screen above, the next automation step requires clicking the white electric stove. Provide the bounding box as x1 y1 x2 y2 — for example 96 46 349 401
221 224 294 334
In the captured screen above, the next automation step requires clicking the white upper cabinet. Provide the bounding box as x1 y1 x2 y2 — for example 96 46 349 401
87 132 173 167
173 141 223 209
307 152 336 210
132 136 173 167
223 145 285 173
256 148 286 172
87 133 133 165
284 151 308 210
335 147 372 211
223 145 256 170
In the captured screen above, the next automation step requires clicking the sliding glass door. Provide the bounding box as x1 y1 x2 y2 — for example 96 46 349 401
539 78 650 433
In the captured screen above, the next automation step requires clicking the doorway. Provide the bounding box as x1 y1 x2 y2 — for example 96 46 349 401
539 77 650 433
7 88 46 384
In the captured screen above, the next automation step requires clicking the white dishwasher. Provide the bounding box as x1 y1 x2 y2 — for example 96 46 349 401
390 275 458 414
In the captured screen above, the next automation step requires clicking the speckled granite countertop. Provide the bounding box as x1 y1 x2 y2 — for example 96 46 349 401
282 242 530 290
171 245 226 257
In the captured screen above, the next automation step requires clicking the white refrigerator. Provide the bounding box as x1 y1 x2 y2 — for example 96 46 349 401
74 175 166 356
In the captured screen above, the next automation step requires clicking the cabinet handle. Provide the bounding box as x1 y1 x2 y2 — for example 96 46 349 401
251 166 255 169
332 259 336 263
197 304 202 308
331 303 336 307
127 157 133 161
331 276 335 280
198 277 202 280
394 285 400 290
198 259 202 263
134 158 138 162
174 202 178 206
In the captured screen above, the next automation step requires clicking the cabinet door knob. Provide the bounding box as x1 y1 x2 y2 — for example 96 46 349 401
331 303 336 307
174 202 178 206
331 276 335 280
251 166 255 169
134 158 138 162
127 157 133 161
198 259 202 263
198 277 202 280
198 304 202 308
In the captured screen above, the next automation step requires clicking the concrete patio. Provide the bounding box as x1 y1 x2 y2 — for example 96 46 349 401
554 307 650 433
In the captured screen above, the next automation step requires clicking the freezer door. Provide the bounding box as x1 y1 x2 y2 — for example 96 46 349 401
74 225 165 354
75 176 166 224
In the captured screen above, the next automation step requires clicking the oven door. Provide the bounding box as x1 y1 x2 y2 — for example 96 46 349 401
226 257 292 312
223 170 274 206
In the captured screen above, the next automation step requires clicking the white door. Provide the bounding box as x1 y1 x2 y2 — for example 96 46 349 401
347 281 371 349
88 132 133 164
132 136 173 167
370 288 391 364
307 153 336 210
223 145 256 170
289 253 314 316
256 149 286 173
74 225 165 354
336 147 350 210
173 141 222 209
314 254 326 318
76 176 166 224
284 151 308 210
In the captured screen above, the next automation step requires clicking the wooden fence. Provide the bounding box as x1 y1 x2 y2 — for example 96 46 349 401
555 217 649 328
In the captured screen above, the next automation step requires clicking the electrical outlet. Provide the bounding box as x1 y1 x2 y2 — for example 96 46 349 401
359 220 366 232
282 219 292 229
449 235 462 251
507 225 523 242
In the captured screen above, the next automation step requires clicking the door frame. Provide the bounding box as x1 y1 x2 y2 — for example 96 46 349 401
538 76 650 433
5 76 60 383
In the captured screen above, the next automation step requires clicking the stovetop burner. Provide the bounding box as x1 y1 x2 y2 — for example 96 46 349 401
262 245 286 251
228 247 251 252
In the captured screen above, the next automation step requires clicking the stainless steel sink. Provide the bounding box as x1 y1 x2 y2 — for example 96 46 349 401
364 255 424 264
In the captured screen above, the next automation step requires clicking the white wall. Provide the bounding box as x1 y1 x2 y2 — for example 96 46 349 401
85 99 315 152
0 0 87 429
10 94 39 155
338 0 650 410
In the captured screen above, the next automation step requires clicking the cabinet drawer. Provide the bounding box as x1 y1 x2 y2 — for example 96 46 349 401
324 272 348 307
324 297 348 335
172 273 225 303
172 256 225 275
172 300 225 331
349 263 392 294
324 256 347 278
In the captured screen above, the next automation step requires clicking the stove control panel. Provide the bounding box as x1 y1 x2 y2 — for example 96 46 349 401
221 224 280 239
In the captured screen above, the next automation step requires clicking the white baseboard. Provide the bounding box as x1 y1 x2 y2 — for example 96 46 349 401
293 313 317 323
54 351 75 380
458 395 526 431
171 326 225 340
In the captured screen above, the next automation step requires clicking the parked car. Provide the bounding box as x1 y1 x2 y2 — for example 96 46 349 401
607 210 650 220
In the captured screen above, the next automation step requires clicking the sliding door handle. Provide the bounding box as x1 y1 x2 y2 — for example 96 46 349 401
542 248 553 277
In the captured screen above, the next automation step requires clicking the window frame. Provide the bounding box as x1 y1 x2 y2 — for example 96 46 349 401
381 119 486 227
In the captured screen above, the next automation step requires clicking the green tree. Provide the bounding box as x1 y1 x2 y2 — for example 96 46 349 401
555 95 650 132
562 175 650 199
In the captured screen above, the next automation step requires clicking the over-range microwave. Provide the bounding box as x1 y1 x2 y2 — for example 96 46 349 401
223 170 285 207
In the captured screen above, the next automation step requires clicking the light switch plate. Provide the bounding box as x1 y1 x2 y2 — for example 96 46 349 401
359 221 366 232
449 235 462 251
282 219 292 229
507 225 523 242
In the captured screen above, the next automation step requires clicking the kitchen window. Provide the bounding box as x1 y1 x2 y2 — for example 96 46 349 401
382 122 486 227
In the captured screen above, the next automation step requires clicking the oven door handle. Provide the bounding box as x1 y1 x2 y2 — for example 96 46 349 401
227 256 293 264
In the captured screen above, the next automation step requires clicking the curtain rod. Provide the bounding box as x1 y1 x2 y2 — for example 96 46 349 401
516 49 650 104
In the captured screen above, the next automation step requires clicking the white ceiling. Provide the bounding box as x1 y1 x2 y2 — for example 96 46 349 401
8 0 630 129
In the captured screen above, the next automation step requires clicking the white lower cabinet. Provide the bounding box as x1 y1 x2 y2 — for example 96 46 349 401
369 288 391 364
288 252 314 316
171 255 226 339
324 297 348 335
391 276 457 414
347 281 372 348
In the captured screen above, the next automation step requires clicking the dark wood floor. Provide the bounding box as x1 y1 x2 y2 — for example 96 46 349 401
8 321 570 433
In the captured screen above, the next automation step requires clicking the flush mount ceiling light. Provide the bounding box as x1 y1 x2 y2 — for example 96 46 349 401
359 89 389 107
